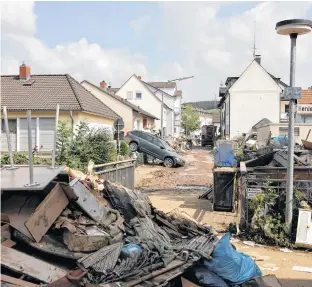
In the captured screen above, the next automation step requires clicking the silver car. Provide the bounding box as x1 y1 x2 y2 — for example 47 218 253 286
126 130 185 168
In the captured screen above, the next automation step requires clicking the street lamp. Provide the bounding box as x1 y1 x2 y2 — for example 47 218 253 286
275 19 312 235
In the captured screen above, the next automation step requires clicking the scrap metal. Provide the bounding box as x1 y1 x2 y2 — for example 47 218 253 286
69 178 109 224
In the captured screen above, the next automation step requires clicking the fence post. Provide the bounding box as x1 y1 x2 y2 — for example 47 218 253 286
24 110 39 187
3 106 17 170
51 104 59 169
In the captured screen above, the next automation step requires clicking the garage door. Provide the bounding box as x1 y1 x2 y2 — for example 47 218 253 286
39 118 55 152
20 118 36 152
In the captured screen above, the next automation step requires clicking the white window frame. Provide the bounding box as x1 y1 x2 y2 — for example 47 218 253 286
135 91 142 99
127 91 133 100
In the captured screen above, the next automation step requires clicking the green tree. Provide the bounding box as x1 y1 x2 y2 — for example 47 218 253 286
56 120 116 170
181 105 200 136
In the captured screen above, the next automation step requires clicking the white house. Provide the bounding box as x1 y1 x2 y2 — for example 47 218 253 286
145 81 183 137
115 75 173 137
81 80 159 134
219 57 285 139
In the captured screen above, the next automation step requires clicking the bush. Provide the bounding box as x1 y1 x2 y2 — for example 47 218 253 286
56 120 116 170
244 186 311 247
119 141 129 156
0 152 52 165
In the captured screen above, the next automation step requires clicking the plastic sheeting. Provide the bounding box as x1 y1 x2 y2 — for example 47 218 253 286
202 233 262 285
195 267 228 287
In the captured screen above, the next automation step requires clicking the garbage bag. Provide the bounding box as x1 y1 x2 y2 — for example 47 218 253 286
195 267 229 287
202 233 262 284
242 275 282 287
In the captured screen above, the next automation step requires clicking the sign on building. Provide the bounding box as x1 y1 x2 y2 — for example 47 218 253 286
297 104 312 115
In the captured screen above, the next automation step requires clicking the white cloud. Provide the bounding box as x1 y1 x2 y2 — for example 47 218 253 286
0 2 36 36
129 15 151 36
1 2 149 87
157 2 312 101
1 2 312 103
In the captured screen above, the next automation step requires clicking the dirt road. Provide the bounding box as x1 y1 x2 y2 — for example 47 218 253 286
135 147 312 287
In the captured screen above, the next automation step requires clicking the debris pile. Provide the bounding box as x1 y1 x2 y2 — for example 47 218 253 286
1 167 225 286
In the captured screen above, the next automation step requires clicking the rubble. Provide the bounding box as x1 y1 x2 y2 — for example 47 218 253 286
1 166 229 287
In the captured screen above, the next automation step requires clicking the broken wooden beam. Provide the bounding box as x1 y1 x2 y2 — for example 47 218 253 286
1 274 39 287
25 183 69 243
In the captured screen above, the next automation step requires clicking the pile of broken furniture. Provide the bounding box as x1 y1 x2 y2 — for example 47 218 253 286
1 166 218 286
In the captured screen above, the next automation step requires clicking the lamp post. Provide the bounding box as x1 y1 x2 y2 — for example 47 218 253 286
275 19 312 235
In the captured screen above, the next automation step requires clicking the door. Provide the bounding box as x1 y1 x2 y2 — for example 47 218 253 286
139 133 159 158
39 118 55 152
20 118 36 152
151 136 167 160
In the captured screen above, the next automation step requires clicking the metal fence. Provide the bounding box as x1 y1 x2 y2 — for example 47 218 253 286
93 159 136 190
238 166 312 230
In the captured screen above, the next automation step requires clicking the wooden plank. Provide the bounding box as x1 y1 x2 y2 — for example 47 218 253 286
25 183 69 243
1 245 67 283
1 274 39 287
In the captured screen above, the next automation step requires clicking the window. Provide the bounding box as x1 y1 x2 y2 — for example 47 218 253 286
141 132 153 142
279 127 299 136
1 119 17 133
136 92 142 99
127 91 133 100
285 104 289 113
151 137 161 147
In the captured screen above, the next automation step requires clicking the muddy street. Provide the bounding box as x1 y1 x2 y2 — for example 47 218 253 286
135 148 312 287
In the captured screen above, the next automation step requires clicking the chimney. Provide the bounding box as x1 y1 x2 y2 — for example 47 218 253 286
255 55 261 65
19 62 31 80
138 76 142 80
100 81 107 89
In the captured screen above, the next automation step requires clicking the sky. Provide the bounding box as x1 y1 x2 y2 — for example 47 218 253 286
1 1 312 102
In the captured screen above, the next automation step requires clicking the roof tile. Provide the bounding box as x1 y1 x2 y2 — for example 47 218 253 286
299 89 312 104
1 74 119 119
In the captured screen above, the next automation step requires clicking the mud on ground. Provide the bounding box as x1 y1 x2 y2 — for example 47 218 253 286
134 147 312 287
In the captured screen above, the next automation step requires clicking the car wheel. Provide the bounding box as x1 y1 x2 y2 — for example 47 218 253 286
164 157 174 168
129 142 138 152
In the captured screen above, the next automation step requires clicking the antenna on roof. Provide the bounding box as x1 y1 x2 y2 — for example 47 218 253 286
253 21 256 59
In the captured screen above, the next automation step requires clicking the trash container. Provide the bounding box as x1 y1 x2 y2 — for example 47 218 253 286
213 168 236 212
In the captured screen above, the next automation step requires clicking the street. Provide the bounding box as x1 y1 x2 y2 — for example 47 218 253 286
135 148 312 287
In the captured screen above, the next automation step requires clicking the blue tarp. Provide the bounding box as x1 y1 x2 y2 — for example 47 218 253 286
214 141 237 167
201 233 262 285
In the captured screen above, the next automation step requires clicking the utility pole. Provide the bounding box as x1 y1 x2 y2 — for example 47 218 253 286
276 19 312 235
160 87 164 139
